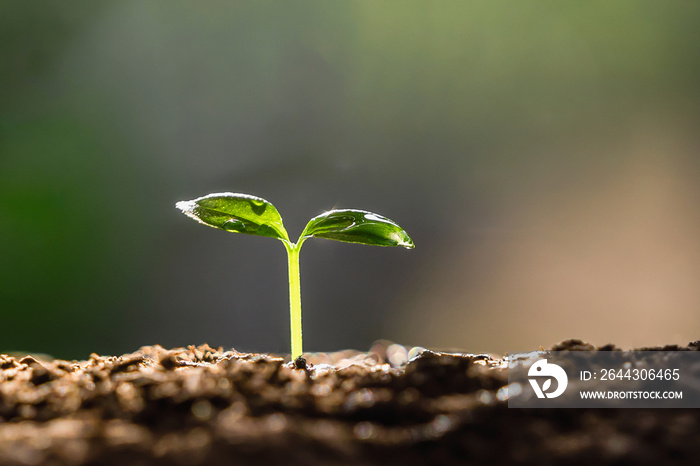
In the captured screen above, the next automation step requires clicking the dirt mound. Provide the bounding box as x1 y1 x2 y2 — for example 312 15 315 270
0 340 698 465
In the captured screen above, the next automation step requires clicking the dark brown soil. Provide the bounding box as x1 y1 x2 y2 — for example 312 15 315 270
0 340 699 466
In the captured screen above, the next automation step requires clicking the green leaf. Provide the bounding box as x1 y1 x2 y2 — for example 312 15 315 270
301 209 414 248
175 193 289 242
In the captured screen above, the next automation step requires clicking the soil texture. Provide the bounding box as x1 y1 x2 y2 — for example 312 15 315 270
0 339 699 465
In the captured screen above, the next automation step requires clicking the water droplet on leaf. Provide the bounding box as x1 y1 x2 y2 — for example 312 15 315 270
223 219 246 233
249 199 267 215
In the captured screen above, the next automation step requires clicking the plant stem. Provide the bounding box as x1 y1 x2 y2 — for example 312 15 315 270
286 243 303 359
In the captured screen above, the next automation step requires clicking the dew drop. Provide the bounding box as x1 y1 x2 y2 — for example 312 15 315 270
249 199 267 215
407 346 426 361
223 219 246 232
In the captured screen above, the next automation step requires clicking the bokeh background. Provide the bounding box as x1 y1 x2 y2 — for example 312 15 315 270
2 1 699 359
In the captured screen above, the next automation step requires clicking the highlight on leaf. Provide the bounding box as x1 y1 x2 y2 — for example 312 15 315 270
300 209 414 249
175 192 289 242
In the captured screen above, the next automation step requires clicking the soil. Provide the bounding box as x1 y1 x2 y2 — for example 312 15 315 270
0 339 699 466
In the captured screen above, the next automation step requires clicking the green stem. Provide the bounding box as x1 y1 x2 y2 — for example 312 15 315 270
286 242 303 359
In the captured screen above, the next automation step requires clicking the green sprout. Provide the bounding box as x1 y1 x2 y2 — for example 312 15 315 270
175 192 414 360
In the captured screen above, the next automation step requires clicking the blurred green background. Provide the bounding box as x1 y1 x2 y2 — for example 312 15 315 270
2 1 699 359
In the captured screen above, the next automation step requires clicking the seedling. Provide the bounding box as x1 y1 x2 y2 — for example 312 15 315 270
176 193 414 359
